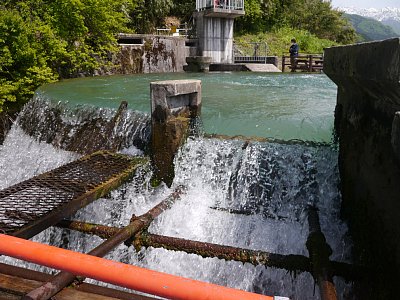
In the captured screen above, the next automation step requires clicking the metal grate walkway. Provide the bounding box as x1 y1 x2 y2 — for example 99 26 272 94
0 151 145 238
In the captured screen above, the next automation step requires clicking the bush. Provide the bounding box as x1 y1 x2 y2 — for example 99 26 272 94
0 0 131 112
235 27 338 56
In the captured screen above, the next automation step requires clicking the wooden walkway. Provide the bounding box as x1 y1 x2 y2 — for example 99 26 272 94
0 263 155 300
282 54 323 72
0 151 145 239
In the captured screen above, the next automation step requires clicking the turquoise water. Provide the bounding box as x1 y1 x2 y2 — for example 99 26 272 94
37 73 337 142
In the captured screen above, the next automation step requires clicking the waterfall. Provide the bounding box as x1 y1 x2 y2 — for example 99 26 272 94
0 96 353 299
17 92 151 154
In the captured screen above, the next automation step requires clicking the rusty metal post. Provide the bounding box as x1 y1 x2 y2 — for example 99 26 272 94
136 232 310 272
57 219 119 239
282 56 286 72
109 101 129 151
309 55 313 72
22 187 184 300
56 219 364 281
306 206 337 300
56 221 308 272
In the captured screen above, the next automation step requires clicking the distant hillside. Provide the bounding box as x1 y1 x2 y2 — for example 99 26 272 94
344 13 398 41
342 7 400 36
342 7 400 22
382 19 400 35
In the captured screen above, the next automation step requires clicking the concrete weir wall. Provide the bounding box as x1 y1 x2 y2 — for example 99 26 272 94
115 35 187 74
324 38 400 293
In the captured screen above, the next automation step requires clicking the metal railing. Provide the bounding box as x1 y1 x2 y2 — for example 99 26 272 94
234 56 269 64
233 42 268 64
196 0 244 11
282 54 324 72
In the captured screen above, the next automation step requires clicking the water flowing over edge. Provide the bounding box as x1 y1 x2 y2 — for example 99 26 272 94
0 97 353 299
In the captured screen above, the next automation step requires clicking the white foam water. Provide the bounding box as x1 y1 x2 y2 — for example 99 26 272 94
0 120 353 299
74 137 353 299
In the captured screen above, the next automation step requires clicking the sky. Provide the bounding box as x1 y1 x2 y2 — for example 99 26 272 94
330 0 400 9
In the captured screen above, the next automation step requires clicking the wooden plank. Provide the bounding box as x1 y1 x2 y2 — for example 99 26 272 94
0 273 120 300
0 273 42 295
0 290 19 300
0 263 156 300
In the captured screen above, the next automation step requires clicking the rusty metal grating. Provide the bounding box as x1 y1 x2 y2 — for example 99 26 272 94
0 151 144 238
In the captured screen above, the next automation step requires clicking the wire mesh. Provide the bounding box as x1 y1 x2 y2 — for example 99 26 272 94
0 151 137 235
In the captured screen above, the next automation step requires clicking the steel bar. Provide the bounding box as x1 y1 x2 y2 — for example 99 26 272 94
0 263 156 300
55 219 364 280
136 232 310 272
306 206 338 300
56 220 308 272
23 187 184 300
0 234 274 300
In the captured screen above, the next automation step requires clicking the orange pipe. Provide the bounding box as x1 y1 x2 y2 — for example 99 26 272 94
0 234 273 300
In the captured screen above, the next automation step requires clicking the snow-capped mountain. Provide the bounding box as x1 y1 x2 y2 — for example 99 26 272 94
340 7 400 22
340 7 400 35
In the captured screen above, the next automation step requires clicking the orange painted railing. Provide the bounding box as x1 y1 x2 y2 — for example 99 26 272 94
0 234 273 300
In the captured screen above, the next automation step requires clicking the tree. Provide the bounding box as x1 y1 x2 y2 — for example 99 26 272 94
235 0 280 33
129 0 173 33
235 0 356 44
281 0 356 43
0 0 132 112
0 9 59 111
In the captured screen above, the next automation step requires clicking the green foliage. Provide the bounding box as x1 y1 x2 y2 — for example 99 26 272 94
282 0 355 44
129 0 174 33
0 9 59 112
344 13 398 42
0 0 360 113
235 27 337 56
236 0 356 44
0 0 132 112
170 0 195 22
235 0 281 33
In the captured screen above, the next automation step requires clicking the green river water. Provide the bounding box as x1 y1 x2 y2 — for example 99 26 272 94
37 72 338 143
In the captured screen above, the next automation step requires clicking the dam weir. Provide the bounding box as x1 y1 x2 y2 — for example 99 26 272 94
0 76 358 299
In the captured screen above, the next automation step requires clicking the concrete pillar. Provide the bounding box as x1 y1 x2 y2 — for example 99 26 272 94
150 80 201 187
324 38 400 298
194 9 244 64
184 56 212 72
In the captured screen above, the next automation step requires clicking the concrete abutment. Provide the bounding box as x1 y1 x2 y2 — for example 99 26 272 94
150 80 202 187
324 38 400 298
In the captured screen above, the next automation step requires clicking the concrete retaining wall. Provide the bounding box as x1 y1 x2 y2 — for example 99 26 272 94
324 38 400 297
114 35 188 74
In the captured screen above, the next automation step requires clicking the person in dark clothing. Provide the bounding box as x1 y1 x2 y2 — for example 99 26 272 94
289 38 299 72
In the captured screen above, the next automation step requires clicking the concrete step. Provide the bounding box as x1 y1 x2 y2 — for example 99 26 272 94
245 63 281 72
